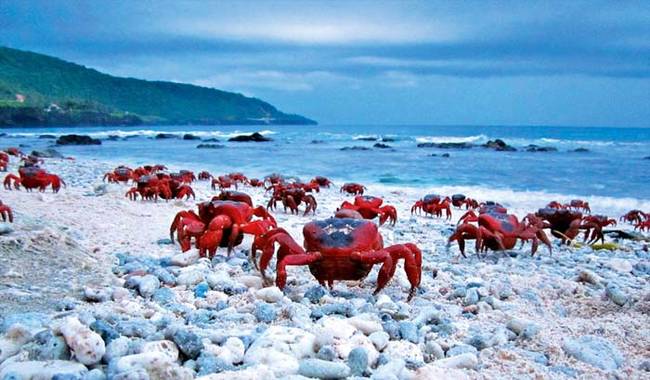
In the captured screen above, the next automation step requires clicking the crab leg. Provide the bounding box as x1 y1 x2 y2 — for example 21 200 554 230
276 252 323 289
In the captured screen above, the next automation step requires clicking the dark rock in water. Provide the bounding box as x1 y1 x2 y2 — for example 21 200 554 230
340 146 371 151
155 133 177 139
183 134 201 140
430 153 451 157
418 142 474 149
39 134 56 139
56 134 101 145
525 144 558 152
31 149 63 158
373 143 392 149
203 138 220 142
196 144 225 149
483 139 516 151
571 147 590 153
644 156 650 160
228 132 272 142
106 135 121 141
311 140 325 144
357 136 378 141
381 137 396 142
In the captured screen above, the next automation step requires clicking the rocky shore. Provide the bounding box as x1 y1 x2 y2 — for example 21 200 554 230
0 157 649 379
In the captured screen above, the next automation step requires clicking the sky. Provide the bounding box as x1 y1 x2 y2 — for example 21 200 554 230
0 1 649 127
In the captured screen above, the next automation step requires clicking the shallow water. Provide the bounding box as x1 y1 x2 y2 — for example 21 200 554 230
2 124 649 206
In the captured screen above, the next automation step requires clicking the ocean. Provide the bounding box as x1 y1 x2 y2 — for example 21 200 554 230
2 124 649 213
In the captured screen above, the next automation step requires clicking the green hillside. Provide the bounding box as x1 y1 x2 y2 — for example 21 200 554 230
0 46 315 126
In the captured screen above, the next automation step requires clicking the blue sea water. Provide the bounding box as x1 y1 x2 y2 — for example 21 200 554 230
1 124 649 201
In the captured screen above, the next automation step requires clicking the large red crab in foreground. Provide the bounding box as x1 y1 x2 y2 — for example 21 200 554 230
340 183 366 195
253 217 422 300
450 206 552 257
171 200 276 257
0 200 13 223
411 194 452 220
339 195 397 226
4 166 66 192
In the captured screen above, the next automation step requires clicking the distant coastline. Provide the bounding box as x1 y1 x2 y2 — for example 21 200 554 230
0 46 316 127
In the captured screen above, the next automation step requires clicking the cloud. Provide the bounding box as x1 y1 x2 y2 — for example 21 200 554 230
191 70 359 93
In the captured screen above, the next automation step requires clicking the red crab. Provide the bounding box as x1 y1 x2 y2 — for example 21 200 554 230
311 176 334 188
247 178 264 187
212 175 238 190
170 200 276 257
620 210 647 225
267 187 317 215
5 147 23 157
212 190 253 206
340 183 366 195
252 217 422 300
228 172 249 185
411 194 452 220
546 201 565 210
4 166 66 192
581 215 616 243
339 195 397 226
449 207 552 257
0 200 13 223
198 171 213 181
458 202 508 224
451 194 479 209
565 199 591 214
527 208 603 244
173 170 196 184
636 220 650 232
103 166 134 183
0 152 8 171
125 175 195 201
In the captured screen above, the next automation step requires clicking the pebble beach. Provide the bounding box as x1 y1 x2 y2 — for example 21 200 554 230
0 153 649 380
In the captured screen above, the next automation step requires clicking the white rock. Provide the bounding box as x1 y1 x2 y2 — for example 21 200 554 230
0 324 34 363
104 336 131 362
348 314 383 335
384 341 424 363
237 275 264 289
141 340 180 361
244 326 316 377
369 331 390 351
0 360 88 379
223 337 245 364
255 287 284 303
112 287 131 301
372 358 409 380
433 353 478 370
114 352 193 379
196 364 276 380
414 365 470 379
171 251 200 267
320 317 356 340
376 294 398 313
177 270 205 286
607 259 633 273
57 317 106 365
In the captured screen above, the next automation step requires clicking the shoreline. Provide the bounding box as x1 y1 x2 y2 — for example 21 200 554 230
0 155 648 379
